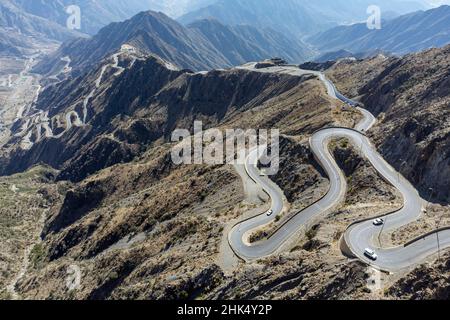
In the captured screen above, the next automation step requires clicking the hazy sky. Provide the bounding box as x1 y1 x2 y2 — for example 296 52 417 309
422 0 450 5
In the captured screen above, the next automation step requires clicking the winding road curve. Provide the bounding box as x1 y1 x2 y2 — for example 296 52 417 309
229 64 449 272
14 47 138 149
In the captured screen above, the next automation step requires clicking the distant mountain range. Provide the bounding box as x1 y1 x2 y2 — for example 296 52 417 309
309 5 450 55
0 0 81 41
188 19 313 65
3 0 450 303
8 0 215 35
0 0 82 56
36 10 313 74
178 0 427 38
3 0 442 61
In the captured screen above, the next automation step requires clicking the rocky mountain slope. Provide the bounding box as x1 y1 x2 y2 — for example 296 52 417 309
326 45 450 203
2 2 449 301
2 45 449 301
309 5 450 56
1 47 313 182
8 56 436 299
36 10 313 75
6 55 383 299
187 19 313 65
0 27 39 56
0 39 370 298
386 252 450 299
0 165 57 299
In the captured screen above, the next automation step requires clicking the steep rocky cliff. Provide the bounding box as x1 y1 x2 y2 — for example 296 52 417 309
327 46 450 203
362 47 450 203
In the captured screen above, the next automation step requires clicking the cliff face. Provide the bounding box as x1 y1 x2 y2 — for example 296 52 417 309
361 46 450 203
327 45 450 203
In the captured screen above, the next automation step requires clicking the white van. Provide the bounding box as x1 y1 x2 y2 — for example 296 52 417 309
364 248 378 261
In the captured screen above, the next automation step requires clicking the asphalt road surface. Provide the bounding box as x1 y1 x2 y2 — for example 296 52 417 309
229 63 448 271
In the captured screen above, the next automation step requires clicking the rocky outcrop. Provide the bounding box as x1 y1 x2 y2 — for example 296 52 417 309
387 252 450 299
272 136 327 204
331 138 399 206
361 46 450 203
206 254 368 300
299 61 336 72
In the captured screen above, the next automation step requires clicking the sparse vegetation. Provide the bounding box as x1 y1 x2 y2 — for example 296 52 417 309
29 243 47 270
0 166 57 293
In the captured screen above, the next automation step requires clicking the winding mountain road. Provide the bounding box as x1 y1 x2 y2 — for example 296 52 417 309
229 64 448 272
13 47 138 150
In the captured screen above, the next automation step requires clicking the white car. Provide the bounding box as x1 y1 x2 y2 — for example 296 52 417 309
373 218 384 226
266 209 274 217
364 248 378 261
